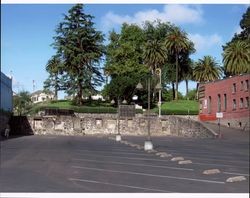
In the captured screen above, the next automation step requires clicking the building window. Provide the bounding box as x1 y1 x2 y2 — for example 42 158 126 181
239 98 244 109
217 94 221 112
240 81 244 90
208 96 211 114
233 99 236 110
224 94 227 111
232 83 236 93
246 97 249 108
245 80 249 91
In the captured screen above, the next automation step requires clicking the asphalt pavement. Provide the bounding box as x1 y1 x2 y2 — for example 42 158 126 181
0 128 249 193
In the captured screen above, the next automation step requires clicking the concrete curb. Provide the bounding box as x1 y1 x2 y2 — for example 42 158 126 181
203 169 221 175
226 176 247 183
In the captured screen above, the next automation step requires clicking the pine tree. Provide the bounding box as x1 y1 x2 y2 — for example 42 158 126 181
52 4 105 105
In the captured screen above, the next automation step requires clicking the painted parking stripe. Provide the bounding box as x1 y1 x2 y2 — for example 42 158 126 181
76 153 169 162
75 149 152 157
69 178 173 192
73 158 194 171
193 162 249 169
166 153 249 165
72 166 225 184
223 172 250 177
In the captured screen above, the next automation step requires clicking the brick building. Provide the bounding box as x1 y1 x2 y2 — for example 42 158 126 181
198 74 249 131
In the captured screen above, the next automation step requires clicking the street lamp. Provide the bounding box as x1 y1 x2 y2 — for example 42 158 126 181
111 98 121 142
136 76 153 151
155 68 162 117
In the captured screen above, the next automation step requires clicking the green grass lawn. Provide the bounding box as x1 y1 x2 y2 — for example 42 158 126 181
154 100 199 115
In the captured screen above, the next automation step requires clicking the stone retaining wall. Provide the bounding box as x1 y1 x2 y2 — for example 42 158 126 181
28 114 214 138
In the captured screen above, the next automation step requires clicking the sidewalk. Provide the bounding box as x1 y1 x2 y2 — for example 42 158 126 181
202 122 249 142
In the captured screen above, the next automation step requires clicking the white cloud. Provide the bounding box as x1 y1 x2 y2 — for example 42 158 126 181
101 5 204 31
188 33 223 52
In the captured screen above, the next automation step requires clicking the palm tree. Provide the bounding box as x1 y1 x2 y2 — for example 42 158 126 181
223 40 250 76
143 39 167 72
164 27 191 100
45 55 62 100
182 61 194 99
193 56 222 83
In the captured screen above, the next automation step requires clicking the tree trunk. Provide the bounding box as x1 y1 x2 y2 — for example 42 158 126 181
54 74 58 100
172 82 175 101
175 53 179 101
77 78 83 105
185 79 189 100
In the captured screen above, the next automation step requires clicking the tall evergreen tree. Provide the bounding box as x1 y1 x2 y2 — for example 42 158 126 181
52 4 105 105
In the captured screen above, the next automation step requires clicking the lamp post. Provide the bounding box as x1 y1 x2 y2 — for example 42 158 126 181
155 68 162 117
136 76 153 151
111 98 121 142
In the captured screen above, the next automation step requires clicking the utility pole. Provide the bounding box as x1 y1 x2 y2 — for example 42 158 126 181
32 80 35 92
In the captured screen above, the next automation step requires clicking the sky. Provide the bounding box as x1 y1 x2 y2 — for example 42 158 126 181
1 3 249 98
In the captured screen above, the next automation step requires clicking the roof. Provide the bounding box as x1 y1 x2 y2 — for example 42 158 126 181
199 73 250 86
31 90 54 96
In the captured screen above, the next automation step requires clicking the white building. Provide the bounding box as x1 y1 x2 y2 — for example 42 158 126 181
91 94 105 101
31 90 54 103
0 72 13 112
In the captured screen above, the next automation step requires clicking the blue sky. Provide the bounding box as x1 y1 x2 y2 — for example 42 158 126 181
1 4 248 98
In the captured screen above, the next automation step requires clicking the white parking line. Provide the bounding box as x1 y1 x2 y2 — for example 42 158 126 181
193 162 249 169
76 153 168 162
75 149 152 156
167 153 249 165
72 158 194 171
69 178 173 192
72 166 225 184
223 172 250 177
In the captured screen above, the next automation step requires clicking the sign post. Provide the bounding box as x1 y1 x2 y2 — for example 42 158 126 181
216 112 223 138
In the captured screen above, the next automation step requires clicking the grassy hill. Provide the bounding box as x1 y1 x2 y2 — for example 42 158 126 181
154 100 199 115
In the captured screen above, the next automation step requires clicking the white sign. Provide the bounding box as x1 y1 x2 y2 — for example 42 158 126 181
203 99 207 109
216 112 223 118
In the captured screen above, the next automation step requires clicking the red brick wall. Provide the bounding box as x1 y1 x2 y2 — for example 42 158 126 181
199 74 250 121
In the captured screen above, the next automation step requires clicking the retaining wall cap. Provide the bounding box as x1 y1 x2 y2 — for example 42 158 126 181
171 157 184 161
203 169 220 175
226 176 247 183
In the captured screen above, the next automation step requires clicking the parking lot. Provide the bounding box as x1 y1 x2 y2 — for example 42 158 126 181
0 124 249 193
